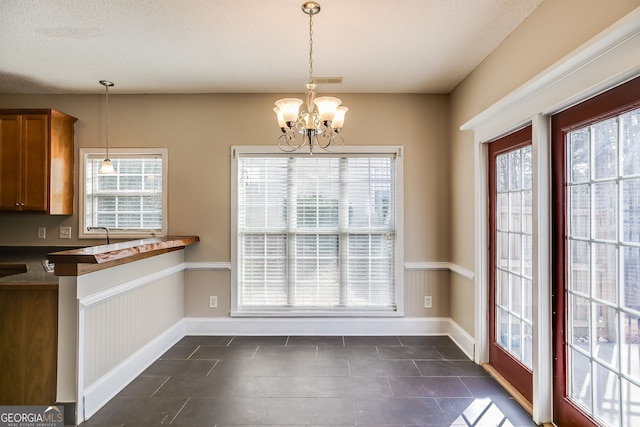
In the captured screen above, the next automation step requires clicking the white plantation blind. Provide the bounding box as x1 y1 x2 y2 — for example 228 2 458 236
83 150 166 234
235 149 400 314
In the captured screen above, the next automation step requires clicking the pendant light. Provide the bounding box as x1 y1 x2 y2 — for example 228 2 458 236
99 80 116 174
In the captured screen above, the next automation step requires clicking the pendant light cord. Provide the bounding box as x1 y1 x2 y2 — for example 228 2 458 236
105 83 110 159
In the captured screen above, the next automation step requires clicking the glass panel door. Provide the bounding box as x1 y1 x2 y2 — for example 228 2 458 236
552 76 640 427
564 108 640 427
488 126 533 402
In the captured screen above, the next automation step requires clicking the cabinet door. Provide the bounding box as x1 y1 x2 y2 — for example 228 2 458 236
0 115 22 210
21 114 49 211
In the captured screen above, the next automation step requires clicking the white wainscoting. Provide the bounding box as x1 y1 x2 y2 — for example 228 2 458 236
76 251 186 421
78 258 475 422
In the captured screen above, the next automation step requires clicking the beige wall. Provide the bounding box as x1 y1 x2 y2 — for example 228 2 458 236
0 93 450 317
6 0 637 330
448 0 640 334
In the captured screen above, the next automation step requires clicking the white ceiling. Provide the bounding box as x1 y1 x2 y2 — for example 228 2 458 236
0 0 543 94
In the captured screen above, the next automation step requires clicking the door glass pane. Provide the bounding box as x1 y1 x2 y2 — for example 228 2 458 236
523 322 533 368
570 185 591 239
594 363 620 426
594 304 618 369
569 240 591 295
494 146 532 369
510 192 522 232
571 295 591 347
621 109 640 177
566 107 640 426
497 270 509 308
623 247 640 312
622 379 640 427
510 233 522 274
593 243 617 304
498 307 509 348
523 190 533 234
593 182 617 241
497 193 509 230
622 179 640 244
621 312 640 383
510 275 522 316
593 117 617 180
570 348 593 412
570 128 590 183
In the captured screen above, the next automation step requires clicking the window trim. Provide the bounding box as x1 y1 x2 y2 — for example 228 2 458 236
78 147 169 240
230 145 405 317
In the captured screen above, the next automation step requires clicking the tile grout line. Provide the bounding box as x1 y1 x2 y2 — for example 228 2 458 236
151 376 172 397
186 344 200 360
205 359 219 376
167 396 190 425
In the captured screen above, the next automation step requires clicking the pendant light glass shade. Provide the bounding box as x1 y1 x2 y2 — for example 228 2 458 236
99 158 116 174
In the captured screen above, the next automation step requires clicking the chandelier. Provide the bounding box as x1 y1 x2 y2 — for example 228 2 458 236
273 2 348 153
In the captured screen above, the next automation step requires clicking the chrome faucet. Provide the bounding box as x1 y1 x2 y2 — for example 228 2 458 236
87 226 111 244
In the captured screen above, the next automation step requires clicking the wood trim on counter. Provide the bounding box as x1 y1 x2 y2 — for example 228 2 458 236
48 236 199 276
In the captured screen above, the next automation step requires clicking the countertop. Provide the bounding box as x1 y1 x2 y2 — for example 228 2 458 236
0 246 79 287
48 236 199 276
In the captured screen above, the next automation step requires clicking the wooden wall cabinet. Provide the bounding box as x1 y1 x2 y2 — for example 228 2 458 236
0 109 77 214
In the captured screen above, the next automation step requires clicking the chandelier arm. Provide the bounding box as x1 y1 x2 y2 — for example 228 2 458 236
315 127 333 149
278 129 305 152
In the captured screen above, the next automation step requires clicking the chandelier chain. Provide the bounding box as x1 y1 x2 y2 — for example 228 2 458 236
308 11 313 84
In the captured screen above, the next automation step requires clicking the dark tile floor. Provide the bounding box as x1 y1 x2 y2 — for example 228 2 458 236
80 336 536 426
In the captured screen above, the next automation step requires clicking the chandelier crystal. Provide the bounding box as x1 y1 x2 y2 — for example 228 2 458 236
274 2 348 153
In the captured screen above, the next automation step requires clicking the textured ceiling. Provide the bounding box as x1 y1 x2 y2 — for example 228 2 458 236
0 0 543 94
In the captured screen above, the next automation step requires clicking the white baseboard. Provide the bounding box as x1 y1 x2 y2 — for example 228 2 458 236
184 316 451 336
82 320 185 421
446 318 475 359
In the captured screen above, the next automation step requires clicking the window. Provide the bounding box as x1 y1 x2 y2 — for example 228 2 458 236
79 148 168 239
231 146 403 316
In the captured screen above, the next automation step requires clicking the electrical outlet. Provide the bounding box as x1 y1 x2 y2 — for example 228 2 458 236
38 227 46 239
209 296 218 308
59 226 72 239
424 296 433 309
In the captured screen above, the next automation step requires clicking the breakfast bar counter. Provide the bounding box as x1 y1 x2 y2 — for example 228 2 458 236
48 236 199 276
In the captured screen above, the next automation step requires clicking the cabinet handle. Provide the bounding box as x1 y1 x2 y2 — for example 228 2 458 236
15 202 20 206
20 203 25 206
